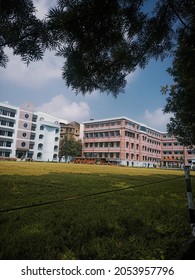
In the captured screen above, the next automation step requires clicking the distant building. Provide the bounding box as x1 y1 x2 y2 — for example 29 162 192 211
1 103 195 167
59 121 81 163
60 121 80 140
82 116 195 168
0 102 68 161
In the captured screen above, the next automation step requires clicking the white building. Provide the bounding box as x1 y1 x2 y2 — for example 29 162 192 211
0 102 68 161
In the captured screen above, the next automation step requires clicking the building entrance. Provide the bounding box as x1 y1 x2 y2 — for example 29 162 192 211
16 150 27 159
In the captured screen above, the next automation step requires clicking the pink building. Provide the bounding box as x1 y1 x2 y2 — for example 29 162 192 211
161 133 195 167
82 116 195 168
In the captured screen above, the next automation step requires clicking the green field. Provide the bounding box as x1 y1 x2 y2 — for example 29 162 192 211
0 161 194 260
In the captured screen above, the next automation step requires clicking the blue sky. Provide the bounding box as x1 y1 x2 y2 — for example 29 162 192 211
0 0 173 132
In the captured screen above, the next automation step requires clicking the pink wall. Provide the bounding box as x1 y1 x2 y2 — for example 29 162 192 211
82 117 194 166
16 104 34 150
16 139 30 150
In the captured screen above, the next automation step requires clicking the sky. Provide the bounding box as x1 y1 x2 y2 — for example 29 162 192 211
0 0 174 132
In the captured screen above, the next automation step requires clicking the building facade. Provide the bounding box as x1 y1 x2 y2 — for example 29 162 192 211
60 121 80 140
1 103 195 167
82 117 195 168
161 133 195 167
0 102 68 162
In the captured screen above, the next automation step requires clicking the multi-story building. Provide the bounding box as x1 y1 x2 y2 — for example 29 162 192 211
161 133 195 167
0 102 18 158
60 121 80 140
1 103 195 167
0 102 68 162
82 116 195 168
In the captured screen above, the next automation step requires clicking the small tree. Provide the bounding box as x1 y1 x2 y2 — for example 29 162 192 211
59 134 82 162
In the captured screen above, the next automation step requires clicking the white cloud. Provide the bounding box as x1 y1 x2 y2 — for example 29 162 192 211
141 108 173 132
0 48 62 88
0 1 61 89
36 94 90 123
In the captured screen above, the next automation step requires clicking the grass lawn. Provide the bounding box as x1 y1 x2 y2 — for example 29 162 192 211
0 161 194 260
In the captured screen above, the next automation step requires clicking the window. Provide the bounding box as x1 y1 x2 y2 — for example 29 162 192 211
22 132 27 137
90 143 93 148
116 153 120 159
39 134 44 139
38 143 43 150
23 123 28 128
21 142 26 147
40 125 44 130
32 115 37 122
31 125 36 131
8 121 13 127
54 145 58 152
25 113 29 119
4 152 10 157
53 154 57 160
6 142 11 147
140 126 146 132
37 152 42 159
30 134 35 140
188 150 195 154
8 131 13 137
29 143 34 149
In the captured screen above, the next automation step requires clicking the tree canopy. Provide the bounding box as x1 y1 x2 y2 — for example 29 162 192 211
59 134 82 162
0 0 47 66
162 16 195 146
1 0 192 94
1 0 195 144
